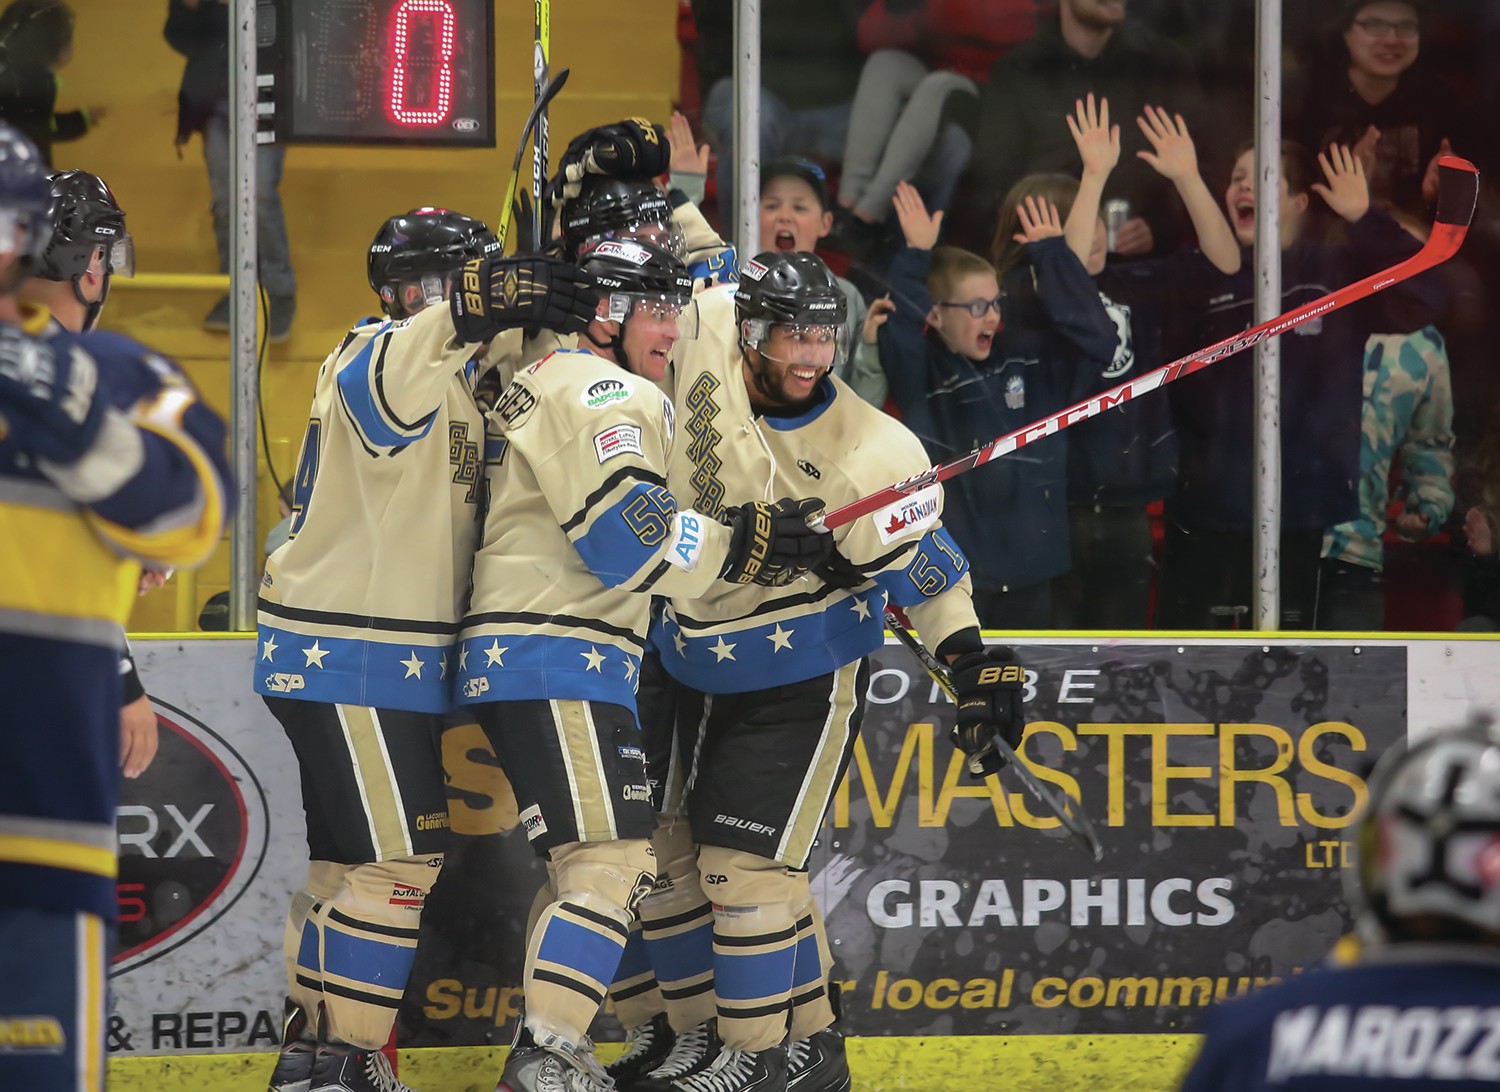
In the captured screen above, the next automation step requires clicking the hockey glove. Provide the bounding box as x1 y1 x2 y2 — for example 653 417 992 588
548 118 671 206
949 646 1025 780
813 541 869 589
450 255 599 344
0 328 108 464
720 497 833 587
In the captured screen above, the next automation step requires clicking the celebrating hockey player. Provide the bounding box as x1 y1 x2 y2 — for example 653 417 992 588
0 121 233 1092
254 208 597 1092
453 237 835 1092
1179 714 1500 1091
626 251 1023 1092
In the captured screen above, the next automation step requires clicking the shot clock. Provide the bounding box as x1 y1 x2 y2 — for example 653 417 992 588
272 0 495 147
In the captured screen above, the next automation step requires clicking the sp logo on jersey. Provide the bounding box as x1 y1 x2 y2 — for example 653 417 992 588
263 673 305 693
873 484 941 543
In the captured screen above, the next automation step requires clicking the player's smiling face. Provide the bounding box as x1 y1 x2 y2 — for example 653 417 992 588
620 310 682 381
759 177 833 253
743 322 840 409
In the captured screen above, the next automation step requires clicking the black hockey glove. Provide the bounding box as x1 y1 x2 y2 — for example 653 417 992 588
548 118 671 205
813 540 868 589
0 326 109 464
720 497 833 587
450 255 599 344
949 646 1025 780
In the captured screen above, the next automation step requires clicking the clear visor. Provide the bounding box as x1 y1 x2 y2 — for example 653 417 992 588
585 221 687 261
397 273 449 315
607 291 700 339
104 234 135 277
741 318 848 370
0 209 30 257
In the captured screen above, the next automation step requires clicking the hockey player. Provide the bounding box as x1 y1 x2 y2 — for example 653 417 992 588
454 237 835 1092
18 168 161 778
255 208 597 1092
629 251 1023 1092
0 122 232 1092
1179 715 1500 1091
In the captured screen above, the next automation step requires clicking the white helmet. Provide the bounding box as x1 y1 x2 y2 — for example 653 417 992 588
1349 714 1500 942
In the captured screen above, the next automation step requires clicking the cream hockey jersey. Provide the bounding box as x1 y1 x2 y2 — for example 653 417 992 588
256 304 500 714
653 284 979 694
456 349 734 712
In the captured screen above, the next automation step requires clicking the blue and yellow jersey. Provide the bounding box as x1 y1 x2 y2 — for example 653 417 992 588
0 308 232 920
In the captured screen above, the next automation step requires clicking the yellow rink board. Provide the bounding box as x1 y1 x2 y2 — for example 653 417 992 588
106 1035 1202 1091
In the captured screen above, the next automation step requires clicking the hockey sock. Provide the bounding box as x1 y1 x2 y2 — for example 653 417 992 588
787 887 836 1040
609 922 667 1030
640 818 715 1032
316 855 439 1049
700 846 798 1052
525 838 655 1046
283 860 346 1021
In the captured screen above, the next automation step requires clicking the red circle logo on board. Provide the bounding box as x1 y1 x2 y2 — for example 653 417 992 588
112 698 269 974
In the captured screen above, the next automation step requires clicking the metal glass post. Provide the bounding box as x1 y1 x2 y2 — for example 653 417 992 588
733 0 761 256
1253 0 1283 630
229 0 259 631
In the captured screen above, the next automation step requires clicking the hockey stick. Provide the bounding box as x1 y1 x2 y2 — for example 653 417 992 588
497 66 571 253
531 0 551 251
884 611 1104 861
824 155 1480 530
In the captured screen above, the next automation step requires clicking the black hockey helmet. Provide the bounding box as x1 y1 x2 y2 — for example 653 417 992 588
560 176 684 261
36 170 133 281
733 250 849 385
0 121 52 269
578 238 698 369
367 207 500 319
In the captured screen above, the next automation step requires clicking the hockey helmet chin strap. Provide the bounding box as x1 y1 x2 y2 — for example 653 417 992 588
75 268 110 333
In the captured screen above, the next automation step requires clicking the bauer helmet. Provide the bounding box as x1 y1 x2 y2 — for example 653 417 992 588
560 176 684 261
578 237 697 370
0 122 53 271
368 207 499 319
733 250 848 371
1349 714 1500 943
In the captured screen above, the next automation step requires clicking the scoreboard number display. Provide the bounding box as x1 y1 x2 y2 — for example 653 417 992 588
277 0 495 147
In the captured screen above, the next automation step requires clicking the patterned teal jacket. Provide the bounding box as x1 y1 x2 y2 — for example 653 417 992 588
1323 326 1454 570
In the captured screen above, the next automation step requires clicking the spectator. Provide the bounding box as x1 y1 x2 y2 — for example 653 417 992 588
879 181 1115 628
1318 326 1455 630
945 0 1198 260
1179 715 1500 1092
1049 96 1240 629
692 0 864 226
1287 0 1471 234
759 156 887 406
0 0 101 166
165 0 296 342
1157 141 1436 630
833 0 1039 253
1454 399 1500 630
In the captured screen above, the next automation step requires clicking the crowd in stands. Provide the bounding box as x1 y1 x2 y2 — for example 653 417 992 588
683 0 1500 632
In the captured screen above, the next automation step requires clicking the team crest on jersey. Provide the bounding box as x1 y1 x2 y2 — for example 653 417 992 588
1003 372 1025 409
594 423 644 463
873 484 941 543
581 377 632 410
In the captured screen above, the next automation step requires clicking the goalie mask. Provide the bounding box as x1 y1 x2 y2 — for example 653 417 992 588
579 238 697 375
734 250 848 406
1349 714 1500 944
561 176 685 262
368 207 500 319
36 169 133 333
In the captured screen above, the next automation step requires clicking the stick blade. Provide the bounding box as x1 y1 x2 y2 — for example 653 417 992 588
1434 155 1479 229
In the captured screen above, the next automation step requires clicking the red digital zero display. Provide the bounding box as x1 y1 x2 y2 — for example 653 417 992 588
279 0 494 146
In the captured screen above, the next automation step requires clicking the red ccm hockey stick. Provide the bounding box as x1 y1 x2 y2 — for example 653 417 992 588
824 155 1480 531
